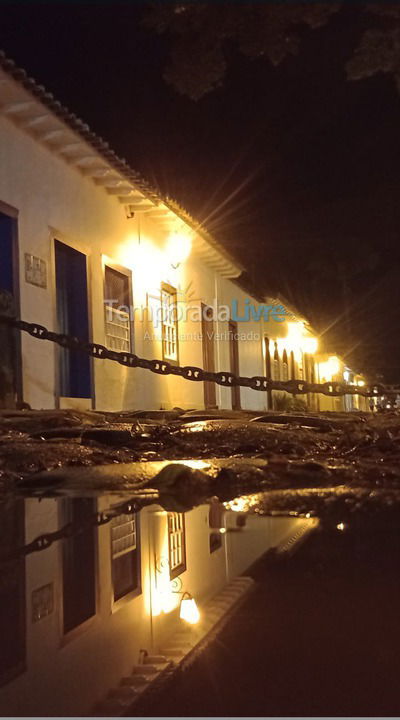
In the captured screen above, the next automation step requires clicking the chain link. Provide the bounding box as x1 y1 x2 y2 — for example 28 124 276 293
0 496 156 566
0 314 396 398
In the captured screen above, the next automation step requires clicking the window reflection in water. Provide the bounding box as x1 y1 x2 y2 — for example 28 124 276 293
0 495 313 716
111 512 141 602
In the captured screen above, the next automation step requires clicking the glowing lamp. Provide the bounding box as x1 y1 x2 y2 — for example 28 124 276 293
179 593 200 625
167 231 192 269
302 337 318 354
327 355 340 377
343 370 350 382
357 380 365 387
286 321 304 346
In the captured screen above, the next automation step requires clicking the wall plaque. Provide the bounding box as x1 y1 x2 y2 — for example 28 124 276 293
25 253 47 289
32 582 54 622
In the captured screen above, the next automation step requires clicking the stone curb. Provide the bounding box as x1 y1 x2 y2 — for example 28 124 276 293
92 577 254 717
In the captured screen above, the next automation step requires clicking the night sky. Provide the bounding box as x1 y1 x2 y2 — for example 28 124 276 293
1 3 400 381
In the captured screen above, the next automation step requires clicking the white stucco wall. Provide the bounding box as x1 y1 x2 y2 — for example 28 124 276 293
0 111 321 414
0 497 311 716
0 114 273 412
225 512 307 580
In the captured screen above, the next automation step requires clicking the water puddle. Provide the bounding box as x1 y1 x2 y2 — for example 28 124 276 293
1 410 400 714
0 486 319 716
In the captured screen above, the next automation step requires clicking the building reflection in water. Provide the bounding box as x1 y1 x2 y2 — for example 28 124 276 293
0 496 312 716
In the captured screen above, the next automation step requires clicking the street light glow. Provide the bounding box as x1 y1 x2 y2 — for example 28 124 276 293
166 231 192 268
302 336 318 354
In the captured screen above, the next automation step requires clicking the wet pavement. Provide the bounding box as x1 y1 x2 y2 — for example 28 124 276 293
135 523 400 717
2 408 400 520
1 408 400 716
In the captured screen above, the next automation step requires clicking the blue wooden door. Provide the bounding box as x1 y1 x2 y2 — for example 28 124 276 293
0 211 18 408
0 212 14 294
55 240 91 399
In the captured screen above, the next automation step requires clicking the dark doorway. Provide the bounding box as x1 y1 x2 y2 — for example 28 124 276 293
0 212 14 294
228 320 240 410
0 210 20 408
290 350 296 379
0 501 25 686
201 304 217 409
264 336 273 410
62 499 96 634
54 240 91 399
304 353 317 410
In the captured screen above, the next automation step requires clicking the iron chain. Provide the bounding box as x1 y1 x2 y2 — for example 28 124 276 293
0 314 395 398
0 497 153 566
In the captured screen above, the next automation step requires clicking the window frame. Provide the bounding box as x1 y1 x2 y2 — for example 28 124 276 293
103 261 133 354
167 512 186 579
110 511 142 604
161 282 179 365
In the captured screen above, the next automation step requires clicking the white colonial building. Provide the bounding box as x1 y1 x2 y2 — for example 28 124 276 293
0 52 327 414
0 52 369 414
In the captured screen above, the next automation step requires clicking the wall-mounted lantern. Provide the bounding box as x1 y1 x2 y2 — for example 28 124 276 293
179 592 200 625
166 231 192 269
155 557 200 625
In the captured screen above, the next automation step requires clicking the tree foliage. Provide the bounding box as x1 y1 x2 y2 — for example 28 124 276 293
144 3 400 100
346 4 400 92
143 3 341 100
